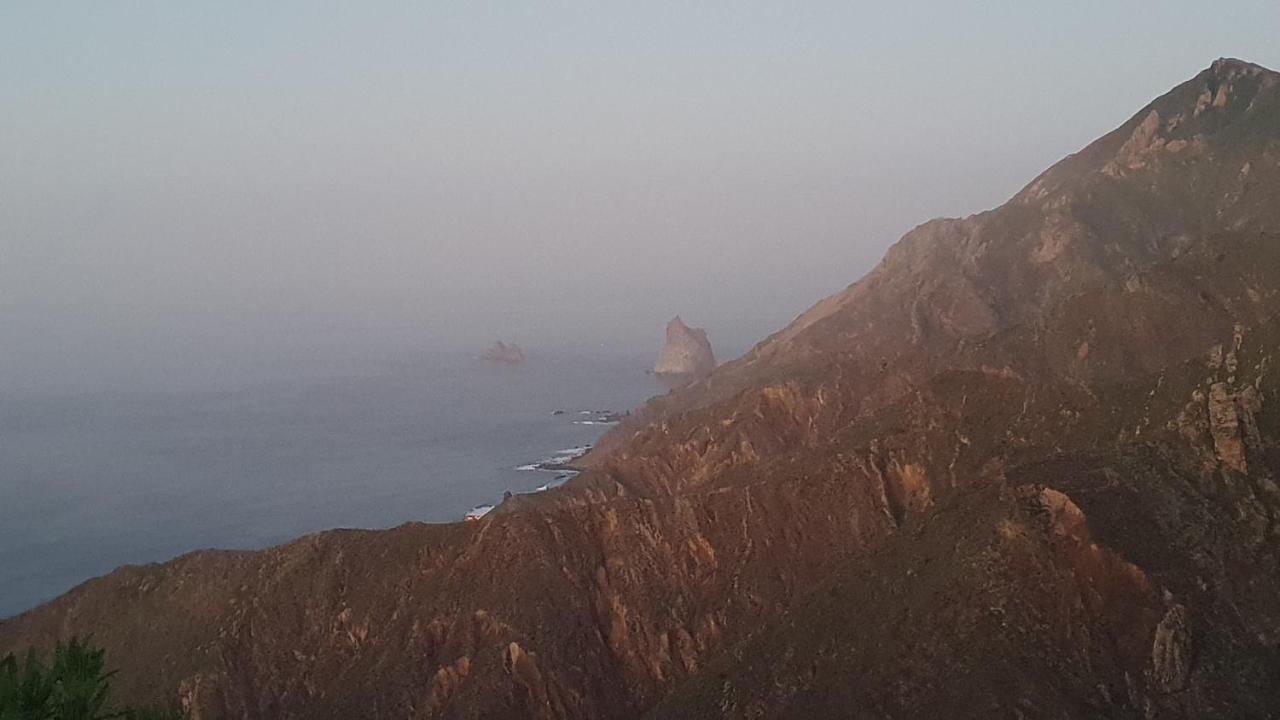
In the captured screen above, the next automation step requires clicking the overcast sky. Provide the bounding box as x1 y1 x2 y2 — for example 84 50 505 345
3 2 1278 391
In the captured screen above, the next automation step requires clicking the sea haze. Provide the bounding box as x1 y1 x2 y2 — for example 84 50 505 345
0 350 662 618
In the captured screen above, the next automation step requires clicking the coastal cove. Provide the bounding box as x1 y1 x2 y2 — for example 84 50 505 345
0 350 662 619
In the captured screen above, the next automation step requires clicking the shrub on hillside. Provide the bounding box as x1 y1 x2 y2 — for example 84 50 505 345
0 638 185 720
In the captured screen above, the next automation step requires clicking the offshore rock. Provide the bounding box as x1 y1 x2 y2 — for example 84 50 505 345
653 317 716 378
483 340 525 365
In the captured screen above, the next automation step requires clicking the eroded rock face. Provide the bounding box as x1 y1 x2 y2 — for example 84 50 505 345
653 317 716 378
1209 382 1249 473
424 656 471 714
653 484 1171 719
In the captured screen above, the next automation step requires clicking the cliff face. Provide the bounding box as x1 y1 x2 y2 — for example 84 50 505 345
652 317 716 378
4 59 1280 719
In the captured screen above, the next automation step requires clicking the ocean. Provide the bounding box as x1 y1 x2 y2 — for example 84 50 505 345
0 350 664 619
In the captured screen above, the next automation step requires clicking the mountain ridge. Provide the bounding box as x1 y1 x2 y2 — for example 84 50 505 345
581 55 1280 470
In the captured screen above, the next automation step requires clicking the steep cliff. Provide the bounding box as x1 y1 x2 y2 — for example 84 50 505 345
3 59 1280 719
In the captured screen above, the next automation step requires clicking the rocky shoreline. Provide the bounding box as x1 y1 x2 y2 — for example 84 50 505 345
462 408 626 520
463 444 589 521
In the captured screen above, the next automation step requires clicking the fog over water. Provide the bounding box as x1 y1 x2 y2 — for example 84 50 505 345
5 4 1278 393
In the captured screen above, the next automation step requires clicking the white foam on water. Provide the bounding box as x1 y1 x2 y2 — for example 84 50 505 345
516 445 592 470
534 474 576 492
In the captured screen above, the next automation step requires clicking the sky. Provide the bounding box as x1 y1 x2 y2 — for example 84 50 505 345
2 1 1278 392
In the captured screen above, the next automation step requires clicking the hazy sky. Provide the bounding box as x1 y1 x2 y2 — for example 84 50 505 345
3 2 1278 391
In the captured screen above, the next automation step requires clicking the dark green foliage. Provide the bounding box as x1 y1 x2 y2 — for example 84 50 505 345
0 639 185 720
0 649 55 720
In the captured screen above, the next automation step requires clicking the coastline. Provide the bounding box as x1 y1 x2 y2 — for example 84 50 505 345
462 409 626 520
0 353 660 619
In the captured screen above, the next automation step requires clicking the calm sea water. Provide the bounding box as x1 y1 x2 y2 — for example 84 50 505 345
0 351 662 619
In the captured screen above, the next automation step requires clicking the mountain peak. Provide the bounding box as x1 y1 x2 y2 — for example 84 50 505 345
1188 56 1277 110
1010 58 1278 204
1208 56 1272 80
1170 57 1275 111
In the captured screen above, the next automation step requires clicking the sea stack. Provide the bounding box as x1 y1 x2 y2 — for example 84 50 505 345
482 340 525 365
653 316 716 378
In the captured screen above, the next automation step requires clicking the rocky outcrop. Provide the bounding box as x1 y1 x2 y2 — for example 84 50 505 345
482 340 525 365
1209 381 1250 473
652 317 716 378
1150 604 1191 694
4 59 1280 719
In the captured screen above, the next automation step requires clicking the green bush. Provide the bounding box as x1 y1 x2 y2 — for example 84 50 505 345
0 638 185 720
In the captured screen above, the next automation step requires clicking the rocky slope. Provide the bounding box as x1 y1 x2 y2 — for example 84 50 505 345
3 58 1280 719
652 317 716 379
